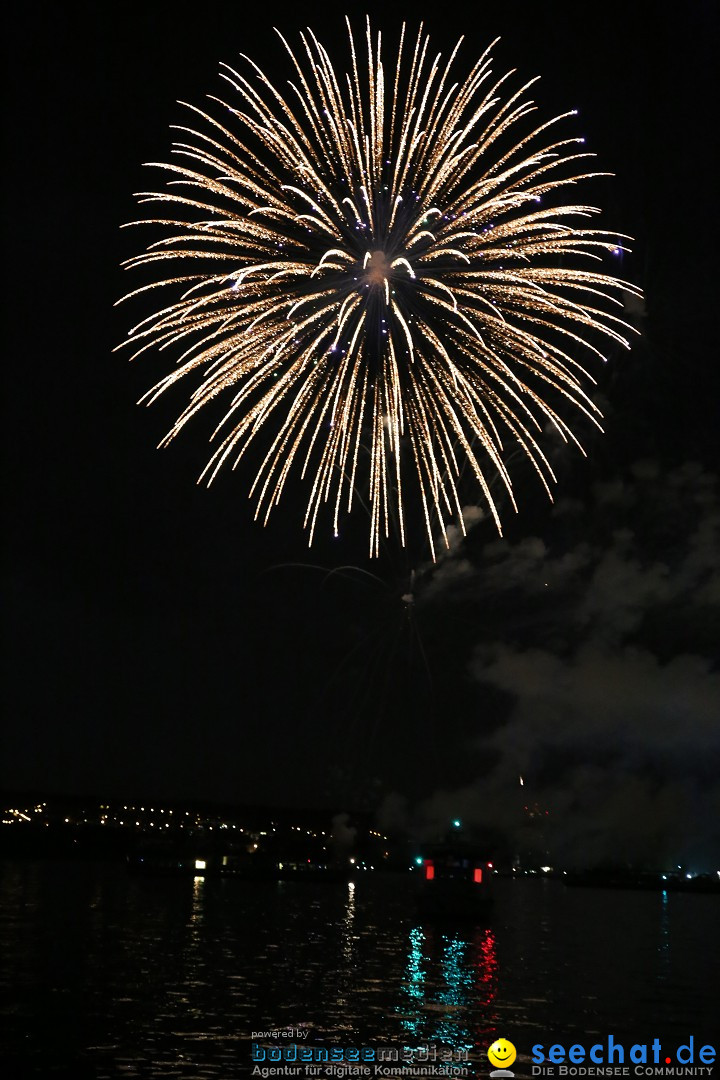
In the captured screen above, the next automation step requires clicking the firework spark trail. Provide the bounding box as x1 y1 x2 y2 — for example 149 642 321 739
118 20 641 558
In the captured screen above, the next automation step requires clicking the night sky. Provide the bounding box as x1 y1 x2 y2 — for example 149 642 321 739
3 3 718 865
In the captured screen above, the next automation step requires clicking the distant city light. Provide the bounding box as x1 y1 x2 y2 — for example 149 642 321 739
194 859 206 871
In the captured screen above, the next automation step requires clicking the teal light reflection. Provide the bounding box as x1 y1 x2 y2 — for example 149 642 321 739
435 935 474 1048
405 927 426 1010
397 925 498 1061
658 889 670 970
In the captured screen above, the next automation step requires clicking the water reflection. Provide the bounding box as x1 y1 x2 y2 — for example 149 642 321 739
191 874 205 922
343 880 356 963
398 924 498 1052
658 889 670 971
405 927 426 1004
1 867 717 1078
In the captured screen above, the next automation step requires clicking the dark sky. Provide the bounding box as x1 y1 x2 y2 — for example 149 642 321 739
2 3 718 862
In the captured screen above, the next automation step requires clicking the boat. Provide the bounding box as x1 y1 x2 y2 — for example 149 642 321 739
416 842 494 918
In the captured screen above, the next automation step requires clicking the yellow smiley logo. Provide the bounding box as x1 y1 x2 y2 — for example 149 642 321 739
488 1039 517 1069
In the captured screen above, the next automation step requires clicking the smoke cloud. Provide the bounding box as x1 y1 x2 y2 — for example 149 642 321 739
382 462 720 870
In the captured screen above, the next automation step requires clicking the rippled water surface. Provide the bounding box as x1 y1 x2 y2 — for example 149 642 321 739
0 861 717 1077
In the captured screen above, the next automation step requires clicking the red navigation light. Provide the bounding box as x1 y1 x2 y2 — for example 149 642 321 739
487 861 493 869
474 867 483 884
424 859 435 881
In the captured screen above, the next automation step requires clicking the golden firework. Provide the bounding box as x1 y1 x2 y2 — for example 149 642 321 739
118 21 641 557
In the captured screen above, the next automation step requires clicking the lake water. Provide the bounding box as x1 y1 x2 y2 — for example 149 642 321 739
0 861 717 1078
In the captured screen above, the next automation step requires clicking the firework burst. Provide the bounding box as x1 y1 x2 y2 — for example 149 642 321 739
118 20 640 557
